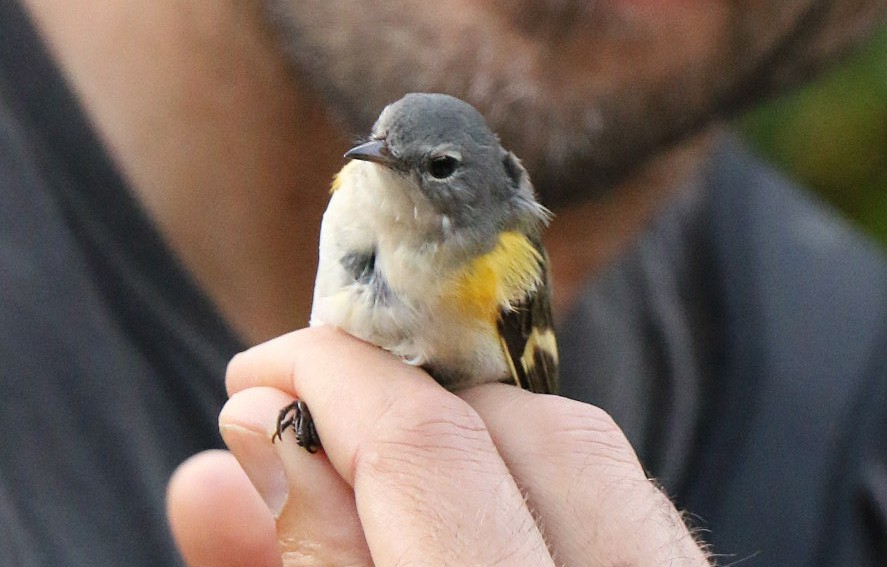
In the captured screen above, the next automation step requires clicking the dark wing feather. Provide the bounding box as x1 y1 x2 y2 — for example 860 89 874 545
496 240 559 394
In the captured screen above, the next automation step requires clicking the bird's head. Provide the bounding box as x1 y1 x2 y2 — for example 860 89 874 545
344 93 549 252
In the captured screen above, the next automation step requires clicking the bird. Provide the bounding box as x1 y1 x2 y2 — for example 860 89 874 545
274 93 558 452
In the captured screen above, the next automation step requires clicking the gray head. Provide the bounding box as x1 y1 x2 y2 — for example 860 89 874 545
344 93 548 249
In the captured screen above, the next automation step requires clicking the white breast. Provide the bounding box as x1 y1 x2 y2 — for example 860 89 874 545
310 161 508 388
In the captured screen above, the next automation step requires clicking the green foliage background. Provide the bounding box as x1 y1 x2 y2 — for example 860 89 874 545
741 25 887 246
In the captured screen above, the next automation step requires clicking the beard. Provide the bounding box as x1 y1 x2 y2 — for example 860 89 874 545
266 0 883 206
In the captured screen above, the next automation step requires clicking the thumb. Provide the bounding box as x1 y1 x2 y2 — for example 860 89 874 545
166 450 282 567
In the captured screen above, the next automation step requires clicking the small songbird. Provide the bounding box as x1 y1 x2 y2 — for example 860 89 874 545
275 93 558 452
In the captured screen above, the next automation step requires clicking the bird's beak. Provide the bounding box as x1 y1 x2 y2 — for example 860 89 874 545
344 139 396 167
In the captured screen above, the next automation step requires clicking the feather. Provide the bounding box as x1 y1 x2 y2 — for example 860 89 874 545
496 238 558 394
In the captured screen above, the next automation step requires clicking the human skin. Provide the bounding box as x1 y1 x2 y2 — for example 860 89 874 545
169 327 711 566
18 0 885 563
267 0 886 204
21 0 883 340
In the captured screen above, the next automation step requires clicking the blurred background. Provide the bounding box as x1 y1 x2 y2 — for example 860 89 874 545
741 24 886 247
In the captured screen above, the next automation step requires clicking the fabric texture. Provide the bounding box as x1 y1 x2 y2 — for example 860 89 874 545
0 1 241 564
1 0 885 564
558 134 887 564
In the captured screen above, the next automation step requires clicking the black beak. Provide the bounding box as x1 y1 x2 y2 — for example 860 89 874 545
344 139 396 167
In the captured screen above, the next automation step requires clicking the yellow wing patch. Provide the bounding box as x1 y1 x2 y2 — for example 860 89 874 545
451 231 543 321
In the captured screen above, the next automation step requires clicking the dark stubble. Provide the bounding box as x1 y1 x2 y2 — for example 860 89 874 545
266 0 885 205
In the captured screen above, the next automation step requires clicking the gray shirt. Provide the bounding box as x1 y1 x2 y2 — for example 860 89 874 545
2 0 885 563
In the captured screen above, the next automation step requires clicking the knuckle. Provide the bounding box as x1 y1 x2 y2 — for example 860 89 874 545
379 388 488 450
353 387 494 477
530 396 640 470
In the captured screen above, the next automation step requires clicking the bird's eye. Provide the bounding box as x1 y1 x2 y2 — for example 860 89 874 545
428 155 459 179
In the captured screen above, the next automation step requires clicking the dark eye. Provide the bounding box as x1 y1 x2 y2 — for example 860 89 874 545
428 155 459 179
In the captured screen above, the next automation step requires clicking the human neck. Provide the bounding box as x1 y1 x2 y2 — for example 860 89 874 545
22 0 347 344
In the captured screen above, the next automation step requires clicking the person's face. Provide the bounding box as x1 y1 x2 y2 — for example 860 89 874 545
271 0 881 203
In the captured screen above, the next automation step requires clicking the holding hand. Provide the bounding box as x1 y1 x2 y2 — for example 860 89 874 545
167 327 710 566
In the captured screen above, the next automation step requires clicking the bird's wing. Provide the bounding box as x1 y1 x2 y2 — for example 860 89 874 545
496 242 559 395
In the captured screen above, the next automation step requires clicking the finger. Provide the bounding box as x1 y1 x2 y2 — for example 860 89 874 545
461 384 710 566
166 450 281 567
225 326 421 397
220 386 371 566
226 326 439 476
226 326 554 566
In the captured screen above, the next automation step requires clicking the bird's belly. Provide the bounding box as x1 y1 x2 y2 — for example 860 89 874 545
394 308 509 390
312 279 508 390
311 168 511 389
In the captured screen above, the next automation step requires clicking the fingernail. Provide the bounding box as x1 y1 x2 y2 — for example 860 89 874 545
220 424 288 517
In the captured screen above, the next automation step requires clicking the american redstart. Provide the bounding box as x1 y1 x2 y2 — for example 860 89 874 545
274 93 558 452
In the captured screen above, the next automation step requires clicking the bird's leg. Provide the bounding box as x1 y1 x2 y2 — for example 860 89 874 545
272 399 321 453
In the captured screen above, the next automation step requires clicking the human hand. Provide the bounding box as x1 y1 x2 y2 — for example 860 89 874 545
167 326 710 566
